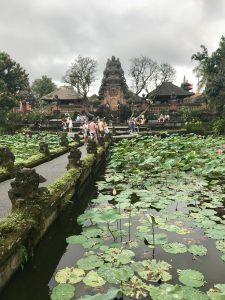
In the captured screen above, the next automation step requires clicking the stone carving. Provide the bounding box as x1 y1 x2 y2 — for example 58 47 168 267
73 133 81 144
0 147 15 170
98 136 105 146
8 168 47 209
39 142 50 156
67 147 82 169
87 139 97 155
59 132 69 147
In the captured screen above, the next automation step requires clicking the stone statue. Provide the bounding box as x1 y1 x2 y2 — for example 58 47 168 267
8 168 47 209
0 147 15 170
87 139 97 155
73 133 81 144
39 142 50 156
59 132 69 147
67 147 82 169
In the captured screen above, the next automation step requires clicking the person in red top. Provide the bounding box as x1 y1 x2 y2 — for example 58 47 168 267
88 117 97 141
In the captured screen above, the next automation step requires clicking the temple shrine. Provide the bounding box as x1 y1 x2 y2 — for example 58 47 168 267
99 56 129 110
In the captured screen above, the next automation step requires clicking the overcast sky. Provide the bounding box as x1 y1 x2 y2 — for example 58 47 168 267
1 0 225 94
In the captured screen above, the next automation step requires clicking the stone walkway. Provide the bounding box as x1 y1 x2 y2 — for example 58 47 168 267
0 145 87 219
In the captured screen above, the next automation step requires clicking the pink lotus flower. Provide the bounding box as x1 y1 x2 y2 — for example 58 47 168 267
216 149 223 154
222 144 225 148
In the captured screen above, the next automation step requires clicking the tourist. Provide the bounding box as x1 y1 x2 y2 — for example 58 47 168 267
82 120 89 145
103 119 109 134
68 117 73 133
165 114 170 121
98 118 105 137
88 117 97 141
62 120 67 132
158 114 164 122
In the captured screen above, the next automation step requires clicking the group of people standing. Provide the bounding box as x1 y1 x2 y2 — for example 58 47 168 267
62 116 73 133
81 117 109 144
158 114 170 122
128 115 146 133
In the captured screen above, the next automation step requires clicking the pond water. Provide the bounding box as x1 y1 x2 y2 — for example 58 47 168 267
0 165 104 300
2 135 225 300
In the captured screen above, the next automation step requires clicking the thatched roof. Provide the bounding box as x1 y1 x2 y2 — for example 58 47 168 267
148 82 194 98
42 86 82 101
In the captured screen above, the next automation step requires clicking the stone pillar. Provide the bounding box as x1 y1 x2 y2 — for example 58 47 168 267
59 132 69 147
0 147 15 170
39 142 50 156
98 136 105 146
67 147 82 169
87 139 97 155
8 168 47 210
73 133 81 144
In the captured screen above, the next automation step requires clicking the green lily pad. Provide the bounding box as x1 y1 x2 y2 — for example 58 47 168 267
188 245 207 256
83 270 106 287
97 264 134 284
207 284 225 299
82 238 104 249
163 242 188 254
181 286 209 300
102 248 135 265
51 283 75 300
66 235 87 244
145 233 168 245
122 276 149 299
178 269 205 288
76 288 120 300
216 241 225 253
55 267 85 284
77 255 104 270
138 260 172 282
149 284 184 300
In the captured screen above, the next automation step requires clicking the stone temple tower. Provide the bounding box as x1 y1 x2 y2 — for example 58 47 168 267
99 56 129 110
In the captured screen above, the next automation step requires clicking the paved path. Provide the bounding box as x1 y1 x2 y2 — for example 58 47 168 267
0 145 87 219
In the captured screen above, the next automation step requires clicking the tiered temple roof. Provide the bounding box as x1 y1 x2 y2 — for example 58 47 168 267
99 56 129 99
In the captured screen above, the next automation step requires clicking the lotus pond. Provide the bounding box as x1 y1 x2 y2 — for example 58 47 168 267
3 134 225 300
50 135 225 300
0 133 74 164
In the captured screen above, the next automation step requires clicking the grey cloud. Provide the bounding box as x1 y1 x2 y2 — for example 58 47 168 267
0 0 224 91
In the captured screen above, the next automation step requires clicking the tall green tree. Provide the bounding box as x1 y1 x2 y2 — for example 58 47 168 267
192 36 225 110
64 55 97 100
0 52 29 95
31 75 56 100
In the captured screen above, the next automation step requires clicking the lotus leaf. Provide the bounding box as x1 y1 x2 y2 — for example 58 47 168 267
77 255 104 270
145 233 168 245
178 269 205 288
55 267 85 284
92 209 121 224
149 284 184 300
82 228 102 238
207 284 225 299
102 248 135 265
137 259 172 282
181 286 209 300
205 228 225 240
83 271 106 287
82 238 104 249
216 241 225 253
122 276 149 299
76 288 120 300
66 235 87 245
163 242 188 254
188 245 207 256
97 264 134 284
51 283 75 300
221 254 225 262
